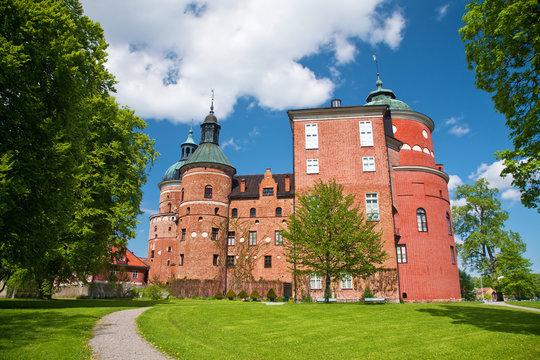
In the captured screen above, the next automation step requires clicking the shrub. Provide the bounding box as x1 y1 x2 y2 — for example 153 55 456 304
362 285 373 299
226 289 237 300
250 290 261 301
266 288 277 301
214 292 224 300
142 284 164 300
238 290 249 300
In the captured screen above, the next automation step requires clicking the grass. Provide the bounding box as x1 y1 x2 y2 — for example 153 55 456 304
138 300 540 360
506 301 540 309
0 298 163 360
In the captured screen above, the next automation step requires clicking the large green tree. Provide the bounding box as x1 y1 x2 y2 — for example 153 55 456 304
0 0 156 296
460 0 539 211
282 179 387 303
452 178 535 301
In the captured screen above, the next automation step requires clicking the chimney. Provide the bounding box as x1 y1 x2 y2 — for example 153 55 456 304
240 178 246 192
285 175 290 192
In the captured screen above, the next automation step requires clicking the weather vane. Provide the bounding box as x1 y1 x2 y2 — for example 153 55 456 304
210 89 214 112
372 54 379 77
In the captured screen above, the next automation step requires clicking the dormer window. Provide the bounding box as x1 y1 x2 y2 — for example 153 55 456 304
262 187 274 196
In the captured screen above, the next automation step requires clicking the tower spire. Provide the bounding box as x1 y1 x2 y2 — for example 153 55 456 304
373 54 382 89
210 89 214 113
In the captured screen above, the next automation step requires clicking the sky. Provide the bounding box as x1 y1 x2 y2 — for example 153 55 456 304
81 0 539 273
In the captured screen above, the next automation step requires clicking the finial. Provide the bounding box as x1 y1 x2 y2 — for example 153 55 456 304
210 89 214 113
189 120 194 134
373 54 383 89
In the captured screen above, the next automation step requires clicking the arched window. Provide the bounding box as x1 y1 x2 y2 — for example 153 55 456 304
417 208 428 232
446 213 452 235
214 207 219 215
250 208 256 217
231 208 238 218
168 202 171 213
187 207 190 215
204 185 212 199
181 189 184 202
275 207 282 217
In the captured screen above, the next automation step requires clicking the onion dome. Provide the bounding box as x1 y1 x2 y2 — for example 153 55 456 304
365 75 411 111
161 125 199 182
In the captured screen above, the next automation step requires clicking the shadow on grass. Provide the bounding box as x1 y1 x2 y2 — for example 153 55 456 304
417 304 540 336
0 298 166 309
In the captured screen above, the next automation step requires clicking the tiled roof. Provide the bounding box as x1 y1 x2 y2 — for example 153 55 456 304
230 173 294 199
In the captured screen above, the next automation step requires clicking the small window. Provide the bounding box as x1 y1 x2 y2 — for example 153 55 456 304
168 227 171 231
250 208 256 217
228 231 235 246
310 274 322 289
417 208 428 232
275 207 282 217
132 271 138 279
402 292 407 299
226 255 235 268
450 246 456 265
181 229 186 241
446 213 452 235
231 208 238 218
264 255 272 268
168 203 172 212
275 230 283 245
154 226 157 231
150 250 154 258
214 207 219 215
204 185 212 199
249 231 257 246
362 156 375 172
179 254 184 266
211 228 219 241
341 274 352 289
181 189 184 201
365 193 379 221
397 245 407 263
359 121 374 146
187 207 190 215
262 187 274 196
307 159 319 174
213 254 219 266
167 259 170 266
305 123 318 149
167 246 172 252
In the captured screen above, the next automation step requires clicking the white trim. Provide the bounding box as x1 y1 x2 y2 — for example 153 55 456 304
182 171 231 179
179 200 228 207
392 165 450 183
160 189 182 195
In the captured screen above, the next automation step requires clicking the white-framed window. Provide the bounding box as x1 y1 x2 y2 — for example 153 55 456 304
249 231 257 246
227 231 235 246
365 193 379 221
341 274 353 289
310 274 322 289
397 245 407 263
275 230 283 245
305 123 318 149
307 159 319 174
132 271 138 279
362 156 375 172
359 121 374 146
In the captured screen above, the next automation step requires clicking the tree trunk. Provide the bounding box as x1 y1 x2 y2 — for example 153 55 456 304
324 274 331 303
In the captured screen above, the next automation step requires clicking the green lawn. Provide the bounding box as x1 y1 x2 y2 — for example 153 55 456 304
506 301 540 309
0 298 162 360
138 300 540 360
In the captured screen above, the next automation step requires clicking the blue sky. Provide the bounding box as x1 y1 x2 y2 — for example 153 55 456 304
81 1 539 273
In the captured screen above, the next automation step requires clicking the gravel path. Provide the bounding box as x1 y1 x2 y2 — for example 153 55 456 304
89 307 173 360
483 301 540 312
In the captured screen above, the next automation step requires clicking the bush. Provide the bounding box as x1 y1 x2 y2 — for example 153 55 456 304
266 288 277 301
226 289 237 300
238 290 249 300
214 292 224 300
142 284 164 300
250 290 261 301
362 285 373 299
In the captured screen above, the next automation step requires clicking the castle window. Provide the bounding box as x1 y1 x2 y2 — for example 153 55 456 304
213 254 219 266
359 121 374 147
167 195 170 200
168 227 171 231
365 193 379 221
211 228 219 241
204 185 212 199
362 156 375 172
417 208 428 232
451 246 456 265
249 231 257 246
310 274 322 289
168 202 172 212
250 208 256 217
307 159 319 174
275 230 283 246
167 260 170 266
397 245 407 263
341 274 352 289
179 254 184 266
132 271 138 279
181 229 186 241
181 189 184 201
264 256 272 268
262 187 274 196
154 226 157 231
446 213 452 235
231 208 238 218
226 255 235 268
150 250 154 258
187 207 190 215
167 246 172 252
275 207 282 217
228 231 235 246
305 123 318 149
214 207 219 215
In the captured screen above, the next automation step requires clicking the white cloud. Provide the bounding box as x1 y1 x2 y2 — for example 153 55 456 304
81 0 406 123
436 4 450 21
448 175 464 191
469 160 521 203
221 137 241 151
450 198 468 208
444 115 470 137
140 208 158 216
248 127 260 137
501 188 521 202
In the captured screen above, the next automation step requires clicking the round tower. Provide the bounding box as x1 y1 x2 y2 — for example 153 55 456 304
148 127 198 282
174 104 236 294
366 77 461 302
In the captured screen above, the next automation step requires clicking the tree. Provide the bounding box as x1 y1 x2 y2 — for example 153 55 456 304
0 1 156 297
460 0 539 211
452 178 535 301
282 179 387 303
459 269 476 301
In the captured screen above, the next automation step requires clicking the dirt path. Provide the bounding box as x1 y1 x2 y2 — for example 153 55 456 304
483 301 540 312
89 307 173 360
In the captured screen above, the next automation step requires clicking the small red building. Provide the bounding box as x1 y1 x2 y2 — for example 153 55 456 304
93 248 149 284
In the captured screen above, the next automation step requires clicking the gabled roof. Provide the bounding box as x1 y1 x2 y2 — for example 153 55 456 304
113 248 149 269
230 173 294 199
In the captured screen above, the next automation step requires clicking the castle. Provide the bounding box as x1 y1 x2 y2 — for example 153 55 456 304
147 77 461 302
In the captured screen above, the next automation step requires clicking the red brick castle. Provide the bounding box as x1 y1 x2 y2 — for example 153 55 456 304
147 77 461 302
